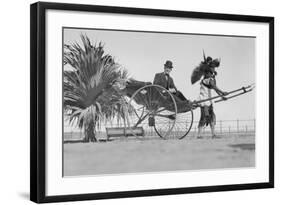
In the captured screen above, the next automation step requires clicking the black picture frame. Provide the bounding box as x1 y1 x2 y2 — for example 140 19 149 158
30 1 274 203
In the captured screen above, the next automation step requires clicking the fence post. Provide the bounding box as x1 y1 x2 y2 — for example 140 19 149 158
246 125 248 133
228 126 231 135
220 120 222 134
237 119 239 133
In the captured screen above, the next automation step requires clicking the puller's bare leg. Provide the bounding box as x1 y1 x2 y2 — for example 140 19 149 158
197 126 203 139
210 122 215 138
211 122 220 138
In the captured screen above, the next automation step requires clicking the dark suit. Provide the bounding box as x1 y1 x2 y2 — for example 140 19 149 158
153 72 177 90
153 72 187 101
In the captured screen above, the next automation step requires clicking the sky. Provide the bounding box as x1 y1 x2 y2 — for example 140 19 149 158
64 28 255 122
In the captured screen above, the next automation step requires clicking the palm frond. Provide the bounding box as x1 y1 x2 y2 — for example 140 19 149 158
64 34 129 134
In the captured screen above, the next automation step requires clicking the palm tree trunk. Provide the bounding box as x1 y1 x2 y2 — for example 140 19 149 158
84 121 97 142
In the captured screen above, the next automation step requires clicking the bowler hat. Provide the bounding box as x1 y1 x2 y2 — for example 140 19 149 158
164 60 173 68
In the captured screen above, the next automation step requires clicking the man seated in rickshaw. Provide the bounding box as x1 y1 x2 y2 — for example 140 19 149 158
153 60 188 102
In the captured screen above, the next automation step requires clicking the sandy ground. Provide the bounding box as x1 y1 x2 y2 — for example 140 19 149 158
63 134 255 176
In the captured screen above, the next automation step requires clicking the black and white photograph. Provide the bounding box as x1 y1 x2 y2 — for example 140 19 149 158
63 27 256 176
28 2 274 203
0 0 278 204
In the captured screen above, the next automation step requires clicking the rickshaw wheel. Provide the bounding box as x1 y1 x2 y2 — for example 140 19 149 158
156 109 193 140
127 84 177 139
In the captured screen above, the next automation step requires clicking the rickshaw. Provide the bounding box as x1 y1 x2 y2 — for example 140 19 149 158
112 79 254 140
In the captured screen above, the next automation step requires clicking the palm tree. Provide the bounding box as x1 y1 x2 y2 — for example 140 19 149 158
64 34 129 142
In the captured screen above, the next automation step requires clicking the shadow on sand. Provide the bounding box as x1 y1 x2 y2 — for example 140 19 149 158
228 143 255 151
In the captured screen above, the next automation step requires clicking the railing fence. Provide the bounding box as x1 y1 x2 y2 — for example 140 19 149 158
64 119 255 141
